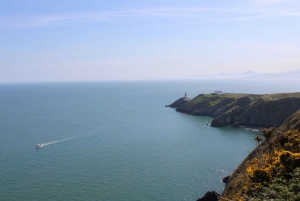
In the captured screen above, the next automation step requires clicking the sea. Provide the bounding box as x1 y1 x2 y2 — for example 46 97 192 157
1 79 300 201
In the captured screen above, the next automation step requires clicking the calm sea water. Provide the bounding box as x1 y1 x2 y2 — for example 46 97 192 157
1 79 299 201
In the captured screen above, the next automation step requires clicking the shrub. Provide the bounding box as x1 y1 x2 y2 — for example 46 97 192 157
245 130 300 199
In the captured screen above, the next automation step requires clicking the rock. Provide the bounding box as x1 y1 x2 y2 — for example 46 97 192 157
165 105 168 107
211 111 236 127
236 96 251 107
170 93 300 128
169 98 187 108
222 175 230 184
232 121 240 128
222 109 300 199
176 96 235 117
196 191 220 201
239 97 300 128
279 109 300 132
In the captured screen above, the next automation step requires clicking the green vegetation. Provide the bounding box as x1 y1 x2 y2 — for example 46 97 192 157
189 93 255 107
220 129 300 201
279 109 300 133
188 92 300 108
261 93 300 101
187 97 300 201
254 136 263 147
189 93 300 107
175 92 300 128
249 168 300 201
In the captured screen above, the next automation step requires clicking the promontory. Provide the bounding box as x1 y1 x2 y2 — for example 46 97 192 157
169 92 300 200
169 92 300 129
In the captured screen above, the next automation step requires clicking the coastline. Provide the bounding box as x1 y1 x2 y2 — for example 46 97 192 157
168 92 300 129
168 92 300 200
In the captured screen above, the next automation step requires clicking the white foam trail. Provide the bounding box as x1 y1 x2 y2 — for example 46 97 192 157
39 137 77 148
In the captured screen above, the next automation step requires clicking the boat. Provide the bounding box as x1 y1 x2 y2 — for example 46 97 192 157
35 144 42 149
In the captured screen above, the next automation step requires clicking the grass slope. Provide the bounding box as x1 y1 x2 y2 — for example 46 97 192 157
189 93 300 107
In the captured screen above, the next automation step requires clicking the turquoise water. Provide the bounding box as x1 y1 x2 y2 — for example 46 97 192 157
1 80 299 200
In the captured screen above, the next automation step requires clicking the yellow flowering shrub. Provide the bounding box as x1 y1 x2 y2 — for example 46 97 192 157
223 129 300 200
221 129 300 200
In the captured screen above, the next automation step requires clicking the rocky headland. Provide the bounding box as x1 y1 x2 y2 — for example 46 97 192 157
169 93 300 200
220 109 300 200
169 93 300 129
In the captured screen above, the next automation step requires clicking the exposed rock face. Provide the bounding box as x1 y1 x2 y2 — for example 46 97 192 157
221 109 300 199
236 96 251 107
239 98 300 128
222 175 230 184
196 191 220 201
221 139 270 198
176 95 235 117
279 109 300 132
211 106 245 127
168 98 187 108
170 93 300 128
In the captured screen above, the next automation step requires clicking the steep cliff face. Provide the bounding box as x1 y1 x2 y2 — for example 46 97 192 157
220 109 300 200
168 98 188 108
169 94 300 200
169 93 300 128
279 109 300 132
238 98 300 128
177 96 235 117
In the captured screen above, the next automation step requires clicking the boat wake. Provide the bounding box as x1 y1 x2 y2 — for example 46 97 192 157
36 137 77 149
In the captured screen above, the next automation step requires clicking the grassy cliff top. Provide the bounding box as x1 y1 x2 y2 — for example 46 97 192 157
189 92 300 107
189 93 250 106
261 92 300 100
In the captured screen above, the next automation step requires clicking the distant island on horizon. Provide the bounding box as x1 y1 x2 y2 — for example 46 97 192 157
189 69 300 80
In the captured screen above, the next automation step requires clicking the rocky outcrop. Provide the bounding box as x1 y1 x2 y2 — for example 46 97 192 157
222 176 230 184
190 95 300 200
168 98 188 108
278 109 300 132
221 139 270 199
211 106 245 127
239 98 300 128
221 109 300 199
175 95 235 117
196 191 220 201
169 93 300 128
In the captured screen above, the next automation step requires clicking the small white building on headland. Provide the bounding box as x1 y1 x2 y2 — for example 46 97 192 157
211 90 223 95
183 92 191 101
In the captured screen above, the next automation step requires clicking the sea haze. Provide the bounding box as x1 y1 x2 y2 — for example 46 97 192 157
1 79 300 201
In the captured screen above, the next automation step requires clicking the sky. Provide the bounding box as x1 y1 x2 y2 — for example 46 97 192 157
0 0 300 83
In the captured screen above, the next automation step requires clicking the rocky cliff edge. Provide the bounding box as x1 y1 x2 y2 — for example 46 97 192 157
169 93 300 128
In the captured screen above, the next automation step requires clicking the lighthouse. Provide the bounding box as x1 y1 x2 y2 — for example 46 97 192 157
183 92 191 101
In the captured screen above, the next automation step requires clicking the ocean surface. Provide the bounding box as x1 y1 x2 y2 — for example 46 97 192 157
1 79 300 201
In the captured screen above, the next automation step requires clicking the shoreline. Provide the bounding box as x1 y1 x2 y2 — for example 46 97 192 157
168 92 300 129
168 92 300 200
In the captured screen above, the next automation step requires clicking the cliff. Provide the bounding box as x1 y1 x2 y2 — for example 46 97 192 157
219 109 300 200
279 109 300 132
169 97 189 108
170 93 300 128
169 93 300 200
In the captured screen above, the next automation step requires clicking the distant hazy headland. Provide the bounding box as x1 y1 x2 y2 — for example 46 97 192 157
190 70 300 80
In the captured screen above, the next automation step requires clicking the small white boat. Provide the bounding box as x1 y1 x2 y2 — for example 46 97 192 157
35 144 42 149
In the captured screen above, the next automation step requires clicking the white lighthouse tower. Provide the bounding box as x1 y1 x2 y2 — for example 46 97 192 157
183 92 191 101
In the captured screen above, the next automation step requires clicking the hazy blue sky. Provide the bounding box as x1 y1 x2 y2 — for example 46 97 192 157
1 0 300 83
